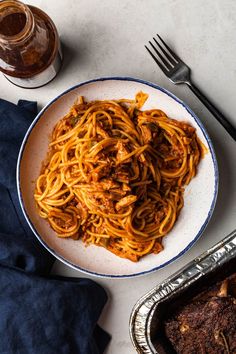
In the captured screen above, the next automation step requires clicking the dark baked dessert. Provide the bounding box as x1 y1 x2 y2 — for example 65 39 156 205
164 276 236 354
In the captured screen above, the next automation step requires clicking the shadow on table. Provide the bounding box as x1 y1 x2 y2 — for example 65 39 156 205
196 125 235 245
58 38 90 80
60 40 80 77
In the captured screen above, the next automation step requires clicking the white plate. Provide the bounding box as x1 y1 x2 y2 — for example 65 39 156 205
17 77 218 278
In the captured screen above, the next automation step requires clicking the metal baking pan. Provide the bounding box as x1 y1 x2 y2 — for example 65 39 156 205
129 229 236 354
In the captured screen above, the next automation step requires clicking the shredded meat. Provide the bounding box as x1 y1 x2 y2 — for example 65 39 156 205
91 165 111 182
113 169 130 183
96 124 110 138
116 141 131 163
140 124 152 144
76 201 88 220
115 195 137 210
99 178 120 190
107 239 139 262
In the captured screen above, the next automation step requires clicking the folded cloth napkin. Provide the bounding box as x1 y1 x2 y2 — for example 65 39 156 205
0 99 110 354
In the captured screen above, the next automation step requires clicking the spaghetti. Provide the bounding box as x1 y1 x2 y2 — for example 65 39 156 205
34 92 203 262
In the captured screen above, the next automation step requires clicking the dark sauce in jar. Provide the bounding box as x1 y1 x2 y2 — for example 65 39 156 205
0 12 26 36
0 1 62 87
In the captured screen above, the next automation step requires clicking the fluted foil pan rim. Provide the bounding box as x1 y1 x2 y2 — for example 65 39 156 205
129 229 236 354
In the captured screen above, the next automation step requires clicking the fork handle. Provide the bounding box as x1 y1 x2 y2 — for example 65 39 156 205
187 82 236 141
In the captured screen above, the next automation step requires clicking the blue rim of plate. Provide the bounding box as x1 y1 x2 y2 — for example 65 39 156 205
16 76 219 278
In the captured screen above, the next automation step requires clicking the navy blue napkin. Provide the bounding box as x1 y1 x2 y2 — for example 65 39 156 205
0 99 110 354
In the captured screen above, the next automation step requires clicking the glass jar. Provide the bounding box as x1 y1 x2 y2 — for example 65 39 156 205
0 0 62 88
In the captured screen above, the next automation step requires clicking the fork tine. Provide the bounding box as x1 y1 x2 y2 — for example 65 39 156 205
156 34 181 63
149 40 172 69
153 37 176 65
144 45 169 74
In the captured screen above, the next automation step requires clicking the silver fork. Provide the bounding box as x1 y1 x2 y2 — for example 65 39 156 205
145 34 236 141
